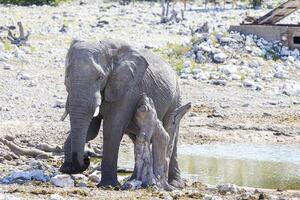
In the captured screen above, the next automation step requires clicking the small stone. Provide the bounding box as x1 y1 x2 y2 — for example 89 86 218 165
17 72 31 80
212 79 227 86
274 70 288 79
51 174 74 187
50 194 64 200
180 73 189 79
3 63 13 70
54 99 65 108
28 81 37 87
203 194 222 200
77 182 87 187
217 183 238 194
213 52 226 63
219 65 237 75
72 174 88 181
193 73 207 81
88 171 101 183
196 51 206 63
248 60 260 68
183 60 191 68
243 80 261 90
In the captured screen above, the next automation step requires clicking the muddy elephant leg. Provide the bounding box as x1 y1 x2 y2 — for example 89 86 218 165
86 115 102 142
63 135 72 163
164 103 191 188
98 98 138 187
168 127 184 188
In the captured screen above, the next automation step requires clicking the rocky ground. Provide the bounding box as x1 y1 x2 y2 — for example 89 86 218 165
0 0 300 199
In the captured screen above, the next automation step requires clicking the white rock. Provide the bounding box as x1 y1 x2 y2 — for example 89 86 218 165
183 60 191 68
54 99 65 108
217 183 238 193
88 171 101 183
121 179 142 190
243 80 261 90
50 194 64 200
213 52 226 63
279 82 300 96
274 70 288 79
17 72 31 80
230 74 240 80
248 60 260 68
3 62 13 70
287 56 295 63
72 174 88 181
28 81 37 87
203 194 222 200
193 73 208 81
219 65 237 75
212 79 227 86
50 174 74 187
199 43 212 53
180 73 189 79
220 37 236 43
182 68 191 74
0 194 21 200
281 47 290 57
196 51 206 63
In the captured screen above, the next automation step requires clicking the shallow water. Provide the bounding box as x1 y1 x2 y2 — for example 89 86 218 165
119 143 300 190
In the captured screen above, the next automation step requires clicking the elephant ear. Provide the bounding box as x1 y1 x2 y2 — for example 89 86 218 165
105 47 149 102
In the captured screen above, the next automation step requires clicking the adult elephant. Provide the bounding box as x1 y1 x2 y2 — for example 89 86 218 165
60 39 184 188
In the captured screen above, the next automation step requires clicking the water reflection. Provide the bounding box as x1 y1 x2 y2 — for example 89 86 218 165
119 144 300 190
179 155 300 190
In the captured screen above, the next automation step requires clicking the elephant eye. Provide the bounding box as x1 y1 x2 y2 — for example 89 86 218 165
96 76 102 81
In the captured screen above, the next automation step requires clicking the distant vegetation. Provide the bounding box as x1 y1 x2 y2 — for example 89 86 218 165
0 0 68 6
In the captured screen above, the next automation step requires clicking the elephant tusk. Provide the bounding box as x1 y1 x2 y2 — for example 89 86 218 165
60 110 68 121
93 106 100 117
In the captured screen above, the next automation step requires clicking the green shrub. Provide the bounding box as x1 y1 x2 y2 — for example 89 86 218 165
0 0 68 6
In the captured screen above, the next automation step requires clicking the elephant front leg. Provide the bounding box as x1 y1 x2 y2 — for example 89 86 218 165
98 101 136 187
98 120 124 187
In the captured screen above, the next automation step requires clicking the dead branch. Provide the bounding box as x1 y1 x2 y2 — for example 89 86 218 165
7 22 30 46
35 143 63 153
0 138 50 159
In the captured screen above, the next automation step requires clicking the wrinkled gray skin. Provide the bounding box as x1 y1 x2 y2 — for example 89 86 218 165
60 39 184 188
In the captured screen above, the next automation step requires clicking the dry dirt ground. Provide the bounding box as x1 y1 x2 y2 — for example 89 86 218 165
0 0 299 199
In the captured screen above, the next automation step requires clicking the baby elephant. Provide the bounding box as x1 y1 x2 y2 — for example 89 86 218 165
122 95 191 191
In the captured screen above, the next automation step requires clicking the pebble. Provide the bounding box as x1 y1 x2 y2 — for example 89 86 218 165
88 171 101 183
50 194 64 200
213 52 226 63
203 194 222 200
17 72 32 80
243 80 261 91
54 99 65 108
217 183 239 194
50 174 74 187
3 62 13 70
212 79 227 86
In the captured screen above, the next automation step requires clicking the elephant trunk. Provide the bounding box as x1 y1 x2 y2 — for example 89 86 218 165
67 81 101 170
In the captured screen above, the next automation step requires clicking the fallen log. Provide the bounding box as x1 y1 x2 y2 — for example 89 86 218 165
0 138 50 159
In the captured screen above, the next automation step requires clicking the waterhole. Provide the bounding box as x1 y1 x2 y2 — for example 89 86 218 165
119 143 300 190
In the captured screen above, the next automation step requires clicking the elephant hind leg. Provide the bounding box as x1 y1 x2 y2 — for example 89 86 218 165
163 102 191 188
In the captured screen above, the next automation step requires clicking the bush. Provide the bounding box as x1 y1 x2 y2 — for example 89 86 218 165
0 0 68 6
